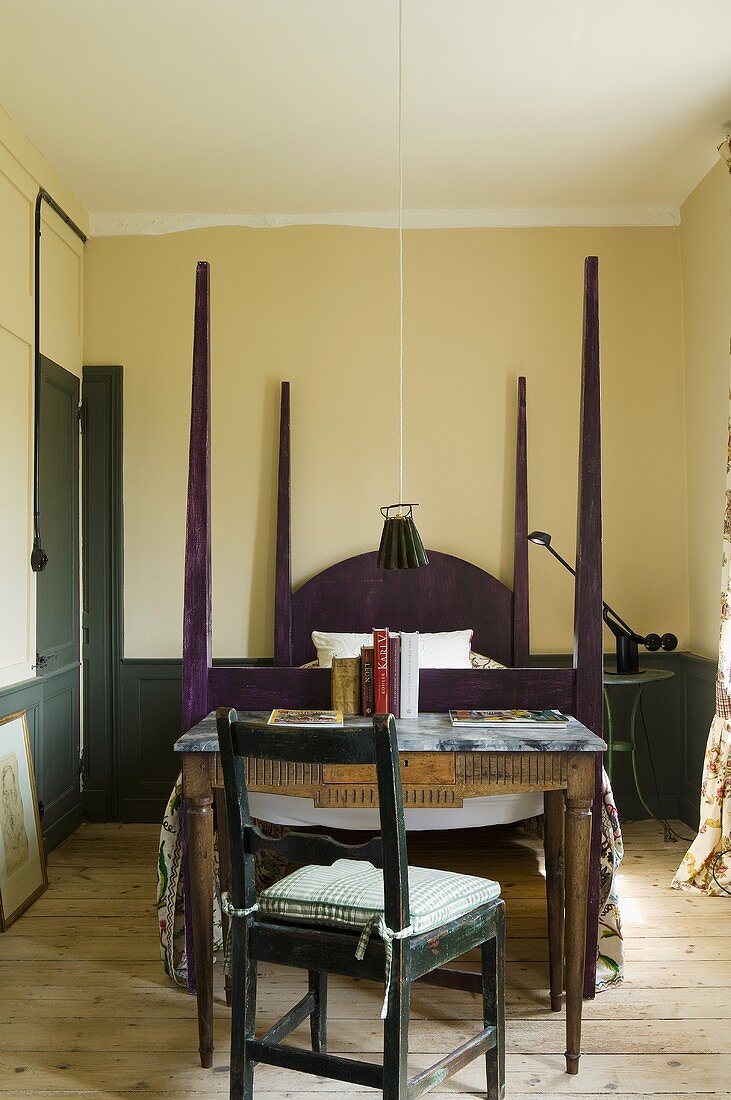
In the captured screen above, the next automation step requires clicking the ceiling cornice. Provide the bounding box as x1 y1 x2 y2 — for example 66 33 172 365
89 207 681 237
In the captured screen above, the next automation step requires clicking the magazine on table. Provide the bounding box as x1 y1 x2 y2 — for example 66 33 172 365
267 709 344 727
449 708 569 728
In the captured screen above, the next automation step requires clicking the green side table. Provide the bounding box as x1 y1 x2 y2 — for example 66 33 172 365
602 667 674 818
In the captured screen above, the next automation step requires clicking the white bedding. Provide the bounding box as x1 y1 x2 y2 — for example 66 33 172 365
249 792 544 830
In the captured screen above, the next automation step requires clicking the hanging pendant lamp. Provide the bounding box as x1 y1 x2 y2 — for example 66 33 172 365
376 0 428 570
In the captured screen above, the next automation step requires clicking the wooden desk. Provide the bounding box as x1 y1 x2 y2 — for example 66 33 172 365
176 711 605 1075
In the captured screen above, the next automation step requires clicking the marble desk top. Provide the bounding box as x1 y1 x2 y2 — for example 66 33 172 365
175 711 606 756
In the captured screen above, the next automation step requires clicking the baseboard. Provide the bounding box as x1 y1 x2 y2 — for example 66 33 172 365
43 803 84 854
677 793 700 832
120 797 175 824
678 653 715 833
82 789 111 821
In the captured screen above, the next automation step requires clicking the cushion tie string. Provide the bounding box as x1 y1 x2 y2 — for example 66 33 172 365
355 915 414 1019
220 892 258 976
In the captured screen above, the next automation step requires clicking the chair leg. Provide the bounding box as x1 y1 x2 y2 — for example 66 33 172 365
229 922 257 1100
214 789 233 1007
308 970 328 1053
482 905 506 1100
382 942 410 1100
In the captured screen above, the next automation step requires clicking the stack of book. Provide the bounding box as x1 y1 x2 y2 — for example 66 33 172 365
331 629 419 718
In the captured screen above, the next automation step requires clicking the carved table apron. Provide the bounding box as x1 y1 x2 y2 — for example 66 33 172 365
176 712 604 1075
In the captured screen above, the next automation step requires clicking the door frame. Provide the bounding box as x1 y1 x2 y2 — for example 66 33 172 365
81 365 124 821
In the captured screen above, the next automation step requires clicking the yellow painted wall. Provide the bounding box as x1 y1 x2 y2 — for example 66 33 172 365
0 105 87 688
681 161 731 660
84 225 687 660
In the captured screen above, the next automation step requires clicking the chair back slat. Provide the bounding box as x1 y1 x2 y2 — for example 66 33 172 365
216 708 410 926
246 824 383 869
217 712 256 910
373 714 410 929
231 724 378 765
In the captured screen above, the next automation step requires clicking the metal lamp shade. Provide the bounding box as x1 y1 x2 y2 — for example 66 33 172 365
376 507 429 570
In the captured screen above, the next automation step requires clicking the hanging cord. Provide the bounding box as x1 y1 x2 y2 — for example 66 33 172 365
356 914 413 1019
710 847 731 896
397 0 404 509
637 691 695 844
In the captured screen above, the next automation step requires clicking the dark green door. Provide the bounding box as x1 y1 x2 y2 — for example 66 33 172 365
36 355 82 848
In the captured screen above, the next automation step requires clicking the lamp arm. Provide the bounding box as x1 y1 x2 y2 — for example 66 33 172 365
534 536 677 654
602 605 643 643
602 603 642 641
547 545 640 638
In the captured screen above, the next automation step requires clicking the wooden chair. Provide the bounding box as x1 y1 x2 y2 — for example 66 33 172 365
217 707 506 1100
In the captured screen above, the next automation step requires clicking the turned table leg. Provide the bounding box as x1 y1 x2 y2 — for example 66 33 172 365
543 789 565 1012
184 752 215 1069
563 753 595 1074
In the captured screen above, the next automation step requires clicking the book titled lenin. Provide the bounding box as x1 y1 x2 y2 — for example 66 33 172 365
361 645 375 716
373 628 389 713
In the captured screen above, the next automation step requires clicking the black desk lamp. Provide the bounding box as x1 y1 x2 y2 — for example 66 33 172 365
528 530 677 675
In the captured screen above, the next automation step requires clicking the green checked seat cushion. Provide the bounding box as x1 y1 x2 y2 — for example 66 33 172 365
257 859 501 938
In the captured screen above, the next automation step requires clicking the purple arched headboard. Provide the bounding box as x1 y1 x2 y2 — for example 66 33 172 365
290 550 514 668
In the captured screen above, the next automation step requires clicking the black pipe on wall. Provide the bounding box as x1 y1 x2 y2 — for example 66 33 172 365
31 188 87 572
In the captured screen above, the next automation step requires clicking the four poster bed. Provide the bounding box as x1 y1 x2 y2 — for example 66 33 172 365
176 257 607 1074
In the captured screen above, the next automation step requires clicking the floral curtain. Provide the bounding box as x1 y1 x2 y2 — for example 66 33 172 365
672 402 731 895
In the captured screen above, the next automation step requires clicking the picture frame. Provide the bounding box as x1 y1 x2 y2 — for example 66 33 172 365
0 710 47 930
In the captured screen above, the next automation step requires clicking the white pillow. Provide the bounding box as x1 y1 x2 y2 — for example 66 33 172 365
311 629 473 669
311 631 372 668
418 630 473 669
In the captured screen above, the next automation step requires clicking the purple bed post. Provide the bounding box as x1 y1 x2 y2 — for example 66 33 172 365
573 256 604 999
513 376 530 666
274 381 293 665
182 260 212 728
181 260 212 996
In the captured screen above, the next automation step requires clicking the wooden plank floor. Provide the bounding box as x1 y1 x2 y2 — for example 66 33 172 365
1 820 730 1097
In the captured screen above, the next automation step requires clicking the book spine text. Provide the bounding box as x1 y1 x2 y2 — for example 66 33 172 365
373 628 389 713
361 646 374 717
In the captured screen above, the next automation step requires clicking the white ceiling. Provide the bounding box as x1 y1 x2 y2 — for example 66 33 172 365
1 0 730 232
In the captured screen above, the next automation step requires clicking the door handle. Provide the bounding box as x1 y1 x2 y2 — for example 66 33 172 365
33 650 58 670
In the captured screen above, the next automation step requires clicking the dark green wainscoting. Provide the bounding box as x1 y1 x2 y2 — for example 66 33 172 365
113 658 273 822
0 668 83 852
677 654 717 830
1 652 714 829
118 659 183 822
533 652 715 830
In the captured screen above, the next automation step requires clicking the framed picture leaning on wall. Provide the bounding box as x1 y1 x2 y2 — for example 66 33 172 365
0 711 47 930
